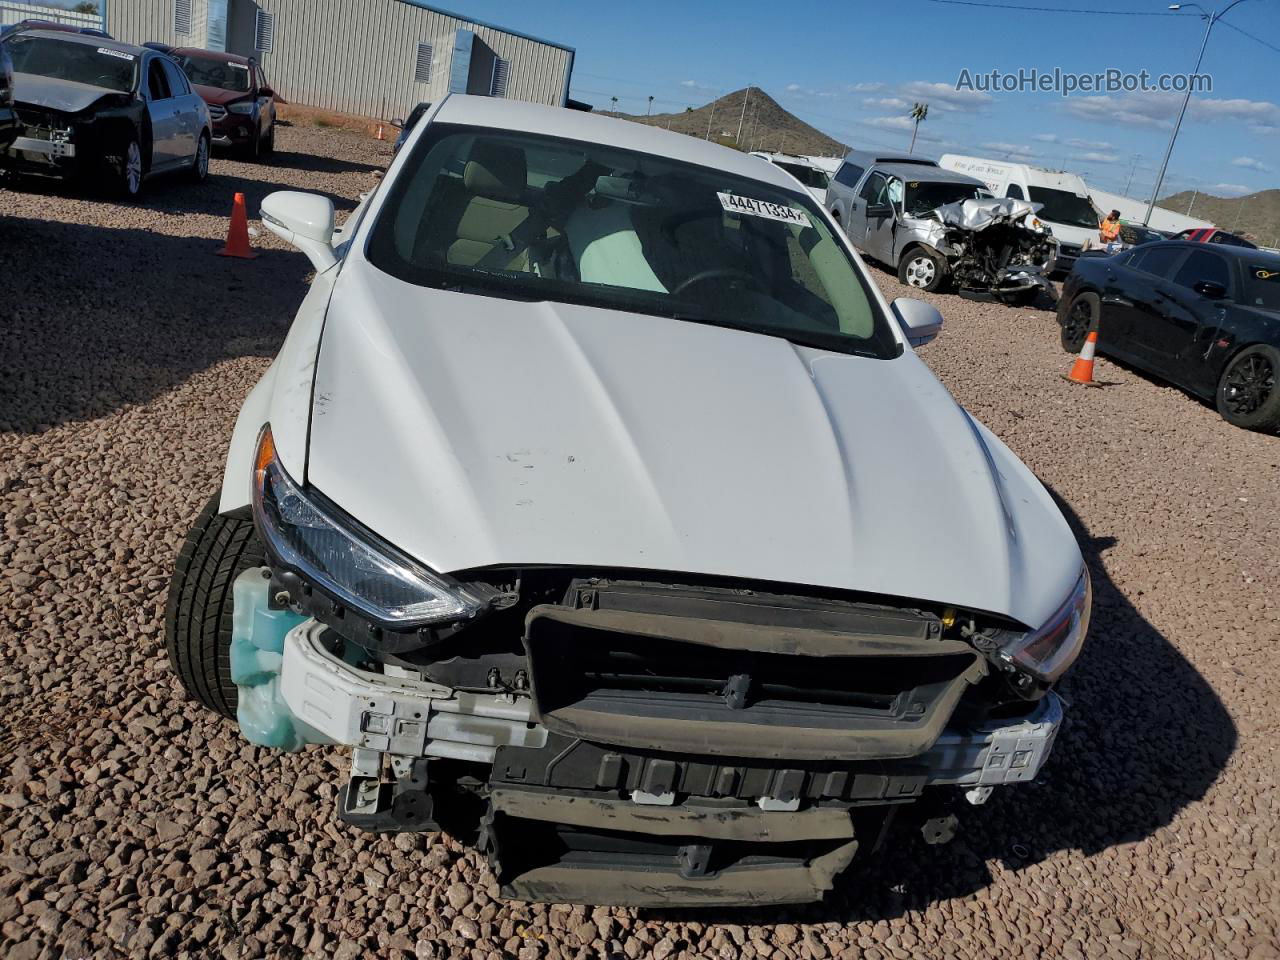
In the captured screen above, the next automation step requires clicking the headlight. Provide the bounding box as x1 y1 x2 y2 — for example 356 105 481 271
251 427 484 627
227 101 255 115
998 567 1091 683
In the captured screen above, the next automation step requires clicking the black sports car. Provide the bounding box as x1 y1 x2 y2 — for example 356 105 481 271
1058 241 1280 432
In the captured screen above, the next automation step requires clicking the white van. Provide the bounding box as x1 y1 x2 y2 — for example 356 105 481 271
939 155 1100 276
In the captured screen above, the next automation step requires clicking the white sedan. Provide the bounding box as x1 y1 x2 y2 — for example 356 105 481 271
165 94 1089 908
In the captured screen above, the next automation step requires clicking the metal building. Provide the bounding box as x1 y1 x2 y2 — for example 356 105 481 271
103 0 575 118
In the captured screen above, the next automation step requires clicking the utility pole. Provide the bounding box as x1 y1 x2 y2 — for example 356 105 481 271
1123 154 1141 195
1147 0 1257 224
735 86 751 145
1186 187 1199 216
704 95 717 140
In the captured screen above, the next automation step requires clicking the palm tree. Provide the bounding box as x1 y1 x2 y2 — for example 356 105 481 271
610 96 618 115
908 102 929 153
647 95 654 117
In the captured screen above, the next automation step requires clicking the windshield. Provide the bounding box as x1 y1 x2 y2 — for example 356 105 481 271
1027 187 1098 229
367 124 899 359
1244 262 1280 310
4 35 137 93
177 54 250 92
773 161 830 190
903 180 991 217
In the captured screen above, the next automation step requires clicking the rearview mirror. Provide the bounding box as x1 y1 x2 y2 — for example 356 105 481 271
1193 280 1228 300
891 297 944 347
391 117 405 128
867 203 894 220
260 191 337 272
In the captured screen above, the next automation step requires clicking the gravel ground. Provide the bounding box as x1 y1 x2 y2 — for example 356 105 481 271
1 124 1277 960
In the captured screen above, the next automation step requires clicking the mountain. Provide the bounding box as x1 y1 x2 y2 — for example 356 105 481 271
614 87 847 158
1159 189 1280 247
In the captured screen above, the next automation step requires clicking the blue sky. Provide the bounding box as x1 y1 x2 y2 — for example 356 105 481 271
453 0 1279 205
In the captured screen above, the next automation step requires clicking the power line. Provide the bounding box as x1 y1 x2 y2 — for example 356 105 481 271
1216 18 1280 56
925 0 1194 14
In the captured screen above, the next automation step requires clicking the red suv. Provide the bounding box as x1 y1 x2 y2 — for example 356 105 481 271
171 48 278 159
1178 227 1258 249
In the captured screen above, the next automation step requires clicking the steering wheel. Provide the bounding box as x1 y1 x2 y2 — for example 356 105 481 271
672 268 765 298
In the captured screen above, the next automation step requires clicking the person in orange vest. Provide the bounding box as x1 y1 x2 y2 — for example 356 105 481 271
1099 209 1122 251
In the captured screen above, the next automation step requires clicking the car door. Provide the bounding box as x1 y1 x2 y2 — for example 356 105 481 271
1120 245 1202 374
160 58 200 161
846 171 885 256
827 161 864 227
1101 245 1182 360
143 56 181 168
1152 249 1235 390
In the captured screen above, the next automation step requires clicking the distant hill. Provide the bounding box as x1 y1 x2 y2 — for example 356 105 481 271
615 87 847 158
1159 189 1280 247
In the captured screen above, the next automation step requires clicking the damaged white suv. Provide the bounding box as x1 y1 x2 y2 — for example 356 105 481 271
166 94 1090 907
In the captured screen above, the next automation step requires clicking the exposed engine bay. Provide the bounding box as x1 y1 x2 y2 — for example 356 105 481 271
925 198 1058 303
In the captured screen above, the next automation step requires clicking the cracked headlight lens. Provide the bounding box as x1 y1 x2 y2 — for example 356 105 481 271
251 426 483 627
999 567 1091 683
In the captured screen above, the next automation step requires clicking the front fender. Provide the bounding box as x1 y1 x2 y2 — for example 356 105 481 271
219 263 341 513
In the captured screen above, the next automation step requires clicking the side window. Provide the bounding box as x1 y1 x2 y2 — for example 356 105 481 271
1134 245 1184 278
1006 184 1025 200
161 59 190 96
1173 250 1231 293
834 162 864 189
146 59 172 100
858 172 886 205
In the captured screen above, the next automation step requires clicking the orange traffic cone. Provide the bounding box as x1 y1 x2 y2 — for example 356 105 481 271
375 122 385 141
1064 330 1099 386
217 192 257 259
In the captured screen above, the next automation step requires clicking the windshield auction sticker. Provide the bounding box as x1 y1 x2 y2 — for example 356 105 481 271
97 47 135 60
718 193 809 227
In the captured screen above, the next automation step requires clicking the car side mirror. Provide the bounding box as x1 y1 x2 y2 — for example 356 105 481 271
260 85 274 98
1193 280 1228 300
260 191 337 272
891 297 944 347
867 203 894 220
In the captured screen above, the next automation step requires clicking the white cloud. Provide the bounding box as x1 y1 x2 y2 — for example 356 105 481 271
865 116 939 142
850 82 884 92
863 97 910 110
982 141 1038 158
900 80 993 112
1066 137 1109 149
1231 156 1272 172
1032 133 1059 143
1209 183 1252 197
1065 92 1280 130
1072 151 1120 165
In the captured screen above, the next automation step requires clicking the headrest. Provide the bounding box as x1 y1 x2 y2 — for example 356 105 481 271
463 142 527 200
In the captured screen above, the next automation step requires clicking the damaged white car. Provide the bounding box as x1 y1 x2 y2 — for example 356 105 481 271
828 157 1058 305
166 94 1090 907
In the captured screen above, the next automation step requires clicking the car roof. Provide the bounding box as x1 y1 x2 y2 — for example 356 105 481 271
873 163 986 186
170 46 253 64
433 95 805 194
841 148 938 168
17 28 147 58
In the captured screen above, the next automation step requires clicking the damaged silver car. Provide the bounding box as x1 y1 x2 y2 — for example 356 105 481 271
166 96 1089 908
827 153 1058 305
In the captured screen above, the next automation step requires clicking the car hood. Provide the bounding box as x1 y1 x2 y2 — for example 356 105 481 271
191 83 250 105
13 73 119 113
305 266 1082 628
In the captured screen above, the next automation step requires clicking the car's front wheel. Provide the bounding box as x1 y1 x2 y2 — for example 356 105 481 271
898 248 947 293
1060 292 1098 354
164 494 267 718
1216 344 1280 432
106 137 144 199
189 131 210 182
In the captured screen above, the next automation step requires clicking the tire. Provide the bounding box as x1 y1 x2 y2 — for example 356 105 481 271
1215 344 1280 432
1060 292 1098 354
262 120 275 155
245 124 261 161
164 494 267 718
106 137 144 199
898 247 947 293
188 132 210 182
